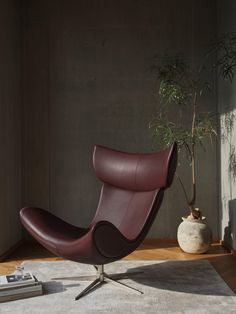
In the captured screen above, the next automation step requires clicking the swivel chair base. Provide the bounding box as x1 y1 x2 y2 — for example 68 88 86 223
52 265 143 300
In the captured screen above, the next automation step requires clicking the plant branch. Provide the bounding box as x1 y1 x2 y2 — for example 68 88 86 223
175 172 190 207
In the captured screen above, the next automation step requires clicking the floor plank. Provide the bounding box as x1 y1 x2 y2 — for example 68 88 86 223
0 240 236 294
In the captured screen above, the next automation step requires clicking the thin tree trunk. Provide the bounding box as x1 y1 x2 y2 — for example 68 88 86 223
189 143 196 207
189 92 197 208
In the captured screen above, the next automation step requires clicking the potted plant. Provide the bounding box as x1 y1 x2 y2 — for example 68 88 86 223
149 33 236 253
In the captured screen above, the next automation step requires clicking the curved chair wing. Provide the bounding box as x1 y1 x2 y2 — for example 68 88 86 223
93 143 176 191
20 143 177 299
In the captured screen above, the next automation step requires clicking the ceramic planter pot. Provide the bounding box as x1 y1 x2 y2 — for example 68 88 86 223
177 217 212 254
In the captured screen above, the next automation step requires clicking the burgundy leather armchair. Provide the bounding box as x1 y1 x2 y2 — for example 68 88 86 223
20 143 177 300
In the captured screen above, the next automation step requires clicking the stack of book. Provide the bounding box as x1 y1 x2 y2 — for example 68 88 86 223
0 271 43 303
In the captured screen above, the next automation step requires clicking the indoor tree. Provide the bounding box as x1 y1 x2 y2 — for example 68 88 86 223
149 33 236 220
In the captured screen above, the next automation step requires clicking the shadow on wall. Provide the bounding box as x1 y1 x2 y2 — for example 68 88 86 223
224 199 236 249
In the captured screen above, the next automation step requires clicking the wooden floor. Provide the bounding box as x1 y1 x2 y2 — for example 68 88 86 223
1 240 236 293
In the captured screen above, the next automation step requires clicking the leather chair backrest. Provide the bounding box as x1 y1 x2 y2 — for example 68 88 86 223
93 143 177 191
91 143 177 240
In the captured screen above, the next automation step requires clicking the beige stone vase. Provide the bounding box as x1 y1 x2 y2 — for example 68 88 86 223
177 217 212 254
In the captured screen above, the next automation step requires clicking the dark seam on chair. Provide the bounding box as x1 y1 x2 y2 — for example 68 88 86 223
118 191 135 235
134 155 141 190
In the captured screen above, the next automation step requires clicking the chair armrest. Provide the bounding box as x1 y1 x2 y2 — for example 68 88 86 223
92 221 135 259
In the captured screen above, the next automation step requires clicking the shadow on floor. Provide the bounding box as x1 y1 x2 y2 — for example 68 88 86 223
124 260 234 297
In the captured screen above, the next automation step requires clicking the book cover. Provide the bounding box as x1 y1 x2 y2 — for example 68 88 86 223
0 272 35 288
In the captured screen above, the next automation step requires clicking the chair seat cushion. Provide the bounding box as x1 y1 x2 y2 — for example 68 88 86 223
20 207 88 256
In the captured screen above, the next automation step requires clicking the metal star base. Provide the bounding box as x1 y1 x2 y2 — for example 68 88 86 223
52 264 143 300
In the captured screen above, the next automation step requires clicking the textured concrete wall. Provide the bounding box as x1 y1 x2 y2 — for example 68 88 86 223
0 0 22 255
218 0 236 249
22 0 218 238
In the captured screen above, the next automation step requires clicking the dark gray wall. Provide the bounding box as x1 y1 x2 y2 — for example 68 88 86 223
22 0 218 238
218 0 236 249
0 0 22 255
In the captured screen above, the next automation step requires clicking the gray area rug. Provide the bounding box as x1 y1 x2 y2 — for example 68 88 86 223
0 260 235 314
